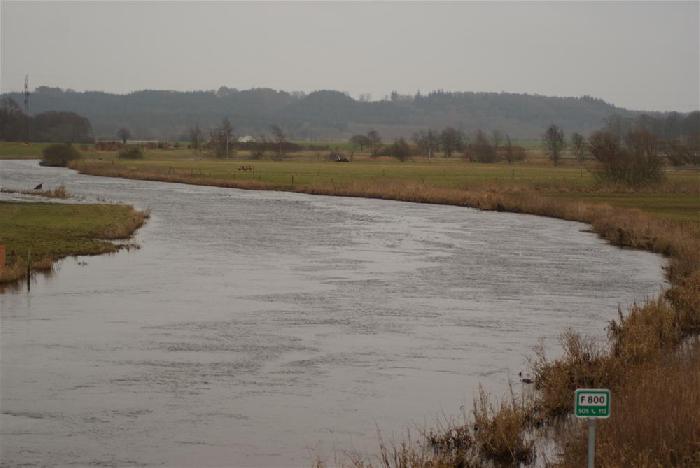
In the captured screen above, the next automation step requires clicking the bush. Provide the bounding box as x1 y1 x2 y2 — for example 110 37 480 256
469 130 498 162
379 138 411 161
118 146 144 160
589 129 664 186
40 143 81 167
472 387 533 464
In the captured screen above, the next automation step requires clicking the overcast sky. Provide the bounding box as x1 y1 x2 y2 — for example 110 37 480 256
1 1 698 112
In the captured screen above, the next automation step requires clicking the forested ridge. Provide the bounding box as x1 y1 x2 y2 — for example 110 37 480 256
1 86 644 140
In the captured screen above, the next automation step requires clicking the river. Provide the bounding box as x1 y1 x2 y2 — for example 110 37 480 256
0 160 665 467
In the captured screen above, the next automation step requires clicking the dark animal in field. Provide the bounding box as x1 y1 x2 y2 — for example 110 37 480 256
237 165 254 172
33 183 43 190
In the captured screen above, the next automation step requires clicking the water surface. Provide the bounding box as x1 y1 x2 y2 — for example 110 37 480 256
0 160 665 467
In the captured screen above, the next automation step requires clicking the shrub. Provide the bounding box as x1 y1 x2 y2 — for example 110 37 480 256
118 146 144 160
472 387 533 464
40 143 82 167
469 130 498 162
589 129 664 186
532 330 621 418
388 138 411 161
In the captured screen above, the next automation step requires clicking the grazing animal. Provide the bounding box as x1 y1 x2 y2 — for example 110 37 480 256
518 371 534 385
33 183 43 190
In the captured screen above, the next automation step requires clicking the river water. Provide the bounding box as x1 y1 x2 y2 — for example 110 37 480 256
0 160 665 467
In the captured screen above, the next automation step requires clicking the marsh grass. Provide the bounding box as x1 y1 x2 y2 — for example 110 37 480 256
554 340 700 467
0 201 148 284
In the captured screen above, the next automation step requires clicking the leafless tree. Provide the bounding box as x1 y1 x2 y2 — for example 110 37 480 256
570 132 587 163
470 129 497 162
543 124 565 166
116 127 131 144
440 127 464 157
350 134 371 152
412 130 440 160
367 129 382 156
270 125 286 159
189 125 203 151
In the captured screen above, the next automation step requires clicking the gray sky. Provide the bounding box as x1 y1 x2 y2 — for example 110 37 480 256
1 1 698 112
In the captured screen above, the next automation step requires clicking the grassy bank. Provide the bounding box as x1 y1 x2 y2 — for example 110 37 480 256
0 142 50 159
0 201 148 284
70 157 699 223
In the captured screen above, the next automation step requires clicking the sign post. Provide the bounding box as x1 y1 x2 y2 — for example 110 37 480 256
575 388 610 468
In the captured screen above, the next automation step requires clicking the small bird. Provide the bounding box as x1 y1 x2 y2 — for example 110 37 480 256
33 183 43 190
519 371 534 385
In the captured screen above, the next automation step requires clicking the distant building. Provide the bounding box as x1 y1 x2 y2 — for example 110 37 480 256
238 135 256 143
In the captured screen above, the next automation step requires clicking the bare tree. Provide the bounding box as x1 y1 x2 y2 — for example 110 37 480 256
543 124 565 166
367 129 382 156
440 127 464 157
470 129 497 162
189 125 203 151
208 118 235 158
589 128 663 185
116 127 131 144
504 134 514 164
491 130 503 154
388 138 411 162
412 130 439 160
349 134 371 152
570 132 586 163
220 117 234 157
270 125 286 159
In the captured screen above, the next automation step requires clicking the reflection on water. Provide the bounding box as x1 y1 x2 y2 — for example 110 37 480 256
0 160 666 467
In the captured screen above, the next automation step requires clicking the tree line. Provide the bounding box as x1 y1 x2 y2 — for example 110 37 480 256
348 128 527 163
1 86 637 140
0 97 93 143
187 119 317 160
541 112 699 185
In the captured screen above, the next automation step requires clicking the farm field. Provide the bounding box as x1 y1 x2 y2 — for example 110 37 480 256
57 145 699 224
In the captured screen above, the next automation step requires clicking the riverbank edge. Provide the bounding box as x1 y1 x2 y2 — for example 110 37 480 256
0 201 149 285
70 161 699 466
70 161 698 263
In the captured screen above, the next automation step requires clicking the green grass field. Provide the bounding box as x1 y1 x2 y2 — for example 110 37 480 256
0 202 144 261
0 201 147 283
0 142 51 158
2 141 698 223
75 154 700 223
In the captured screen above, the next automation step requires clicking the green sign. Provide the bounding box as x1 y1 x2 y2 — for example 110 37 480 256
575 388 611 418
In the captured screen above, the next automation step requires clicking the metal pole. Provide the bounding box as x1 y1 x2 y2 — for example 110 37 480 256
26 249 31 292
587 418 596 468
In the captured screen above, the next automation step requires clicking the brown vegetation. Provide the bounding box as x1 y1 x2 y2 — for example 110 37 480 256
555 340 700 467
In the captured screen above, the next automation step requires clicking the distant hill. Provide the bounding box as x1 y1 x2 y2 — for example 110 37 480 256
1 86 643 141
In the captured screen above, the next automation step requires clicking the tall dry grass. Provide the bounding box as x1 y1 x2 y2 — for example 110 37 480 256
554 340 700 467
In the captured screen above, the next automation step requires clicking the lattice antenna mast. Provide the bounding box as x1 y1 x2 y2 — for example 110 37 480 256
24 74 30 113
24 74 30 142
